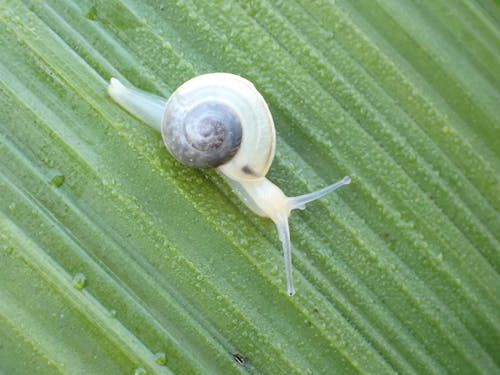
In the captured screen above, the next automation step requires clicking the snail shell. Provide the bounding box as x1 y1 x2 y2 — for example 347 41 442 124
161 73 275 181
108 73 350 296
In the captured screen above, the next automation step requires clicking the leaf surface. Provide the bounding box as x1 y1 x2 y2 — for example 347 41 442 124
1 0 499 374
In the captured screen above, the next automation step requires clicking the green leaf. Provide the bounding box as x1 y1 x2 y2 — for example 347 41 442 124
1 0 499 374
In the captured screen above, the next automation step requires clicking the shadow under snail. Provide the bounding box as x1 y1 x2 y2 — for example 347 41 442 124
108 73 350 296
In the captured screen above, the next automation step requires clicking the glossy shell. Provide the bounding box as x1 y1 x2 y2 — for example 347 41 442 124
163 99 242 168
162 73 275 180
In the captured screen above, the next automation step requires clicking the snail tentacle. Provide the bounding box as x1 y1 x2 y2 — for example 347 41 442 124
287 176 351 210
275 212 294 296
226 175 350 295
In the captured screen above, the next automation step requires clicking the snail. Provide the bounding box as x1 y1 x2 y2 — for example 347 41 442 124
108 73 350 296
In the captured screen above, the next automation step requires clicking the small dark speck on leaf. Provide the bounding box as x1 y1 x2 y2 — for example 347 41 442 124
232 352 248 366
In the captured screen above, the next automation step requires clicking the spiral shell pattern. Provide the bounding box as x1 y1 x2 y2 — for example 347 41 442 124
161 73 275 179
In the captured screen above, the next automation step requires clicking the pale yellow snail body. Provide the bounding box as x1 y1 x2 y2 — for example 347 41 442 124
108 73 350 295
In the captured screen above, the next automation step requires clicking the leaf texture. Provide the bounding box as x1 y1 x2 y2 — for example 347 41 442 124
0 0 499 374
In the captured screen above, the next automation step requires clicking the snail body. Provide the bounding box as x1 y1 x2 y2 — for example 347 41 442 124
108 73 350 296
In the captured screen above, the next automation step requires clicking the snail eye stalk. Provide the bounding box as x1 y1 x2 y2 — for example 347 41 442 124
275 175 351 296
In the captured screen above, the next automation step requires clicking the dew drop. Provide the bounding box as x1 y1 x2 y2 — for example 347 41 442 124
270 265 279 276
134 368 147 375
72 273 87 290
238 238 249 249
154 352 167 366
337 339 347 350
162 41 172 51
85 5 97 20
48 169 65 187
